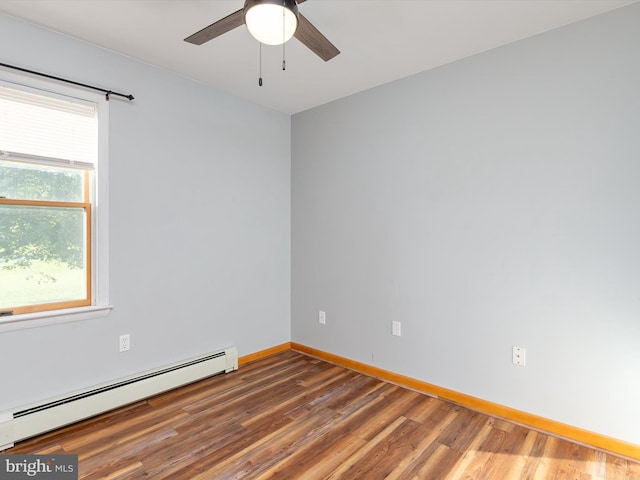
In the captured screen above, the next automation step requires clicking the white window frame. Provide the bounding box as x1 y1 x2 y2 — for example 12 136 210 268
0 71 112 332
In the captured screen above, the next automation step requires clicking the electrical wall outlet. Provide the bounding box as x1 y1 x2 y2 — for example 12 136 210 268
119 334 131 352
318 310 326 325
392 321 401 336
512 346 526 366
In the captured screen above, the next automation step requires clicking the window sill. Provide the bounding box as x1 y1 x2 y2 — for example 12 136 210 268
0 305 113 332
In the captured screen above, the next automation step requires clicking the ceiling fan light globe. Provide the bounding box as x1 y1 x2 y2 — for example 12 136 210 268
245 1 298 46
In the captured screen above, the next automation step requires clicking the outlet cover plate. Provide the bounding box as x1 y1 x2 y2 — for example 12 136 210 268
512 346 526 366
119 334 131 352
392 321 401 336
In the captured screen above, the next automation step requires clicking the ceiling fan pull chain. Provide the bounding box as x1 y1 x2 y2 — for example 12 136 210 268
282 4 287 71
259 42 263 86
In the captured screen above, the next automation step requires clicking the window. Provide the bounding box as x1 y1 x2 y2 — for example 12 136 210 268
0 79 109 322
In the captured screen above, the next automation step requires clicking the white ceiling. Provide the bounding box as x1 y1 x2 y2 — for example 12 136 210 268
0 0 636 114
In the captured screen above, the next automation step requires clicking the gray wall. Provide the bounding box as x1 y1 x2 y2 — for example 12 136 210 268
0 14 290 410
292 4 640 444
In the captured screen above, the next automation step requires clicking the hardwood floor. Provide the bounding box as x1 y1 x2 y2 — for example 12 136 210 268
4 350 640 479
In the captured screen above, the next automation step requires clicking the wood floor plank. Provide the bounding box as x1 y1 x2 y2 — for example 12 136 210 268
251 429 367 479
385 405 461 479
324 416 408 480
347 386 419 441
443 417 496 479
3 350 639 479
408 442 464 479
437 407 488 453
486 427 538 479
517 431 552 480
135 422 252 478
332 417 425 480
81 458 145 480
190 406 340 480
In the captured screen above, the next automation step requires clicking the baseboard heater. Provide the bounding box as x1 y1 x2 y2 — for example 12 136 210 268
0 346 237 451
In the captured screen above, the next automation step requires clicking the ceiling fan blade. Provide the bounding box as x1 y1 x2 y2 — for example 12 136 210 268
294 12 340 62
184 9 245 45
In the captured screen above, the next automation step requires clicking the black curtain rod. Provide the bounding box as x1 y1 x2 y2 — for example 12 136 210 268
0 61 134 101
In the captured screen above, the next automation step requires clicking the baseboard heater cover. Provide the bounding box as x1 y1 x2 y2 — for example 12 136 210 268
0 345 237 450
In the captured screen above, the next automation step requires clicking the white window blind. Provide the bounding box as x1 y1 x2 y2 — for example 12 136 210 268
0 83 97 169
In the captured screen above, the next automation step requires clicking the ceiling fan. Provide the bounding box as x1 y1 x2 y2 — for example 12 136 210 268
184 0 340 61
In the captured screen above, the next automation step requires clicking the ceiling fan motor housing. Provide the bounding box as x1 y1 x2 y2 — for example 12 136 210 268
244 0 300 45
243 0 300 17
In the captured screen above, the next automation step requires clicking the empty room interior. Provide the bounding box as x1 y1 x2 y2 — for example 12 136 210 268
0 0 639 478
